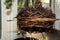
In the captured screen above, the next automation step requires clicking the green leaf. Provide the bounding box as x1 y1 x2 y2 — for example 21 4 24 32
17 30 26 35
6 0 12 3
6 0 12 9
6 3 12 9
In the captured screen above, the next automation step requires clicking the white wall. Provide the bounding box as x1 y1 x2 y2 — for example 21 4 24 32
54 0 60 30
1 0 17 40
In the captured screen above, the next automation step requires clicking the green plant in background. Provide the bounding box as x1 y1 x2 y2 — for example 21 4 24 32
18 0 24 12
18 0 25 13
18 0 30 13
32 0 36 7
6 0 12 9
18 0 37 13
17 30 26 35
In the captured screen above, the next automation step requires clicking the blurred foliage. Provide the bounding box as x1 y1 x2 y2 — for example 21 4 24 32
18 0 29 12
6 0 12 9
17 30 26 35
6 0 50 11
18 0 37 13
18 0 31 13
18 0 24 12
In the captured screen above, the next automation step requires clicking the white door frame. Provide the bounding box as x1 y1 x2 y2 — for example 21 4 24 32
1 0 17 40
